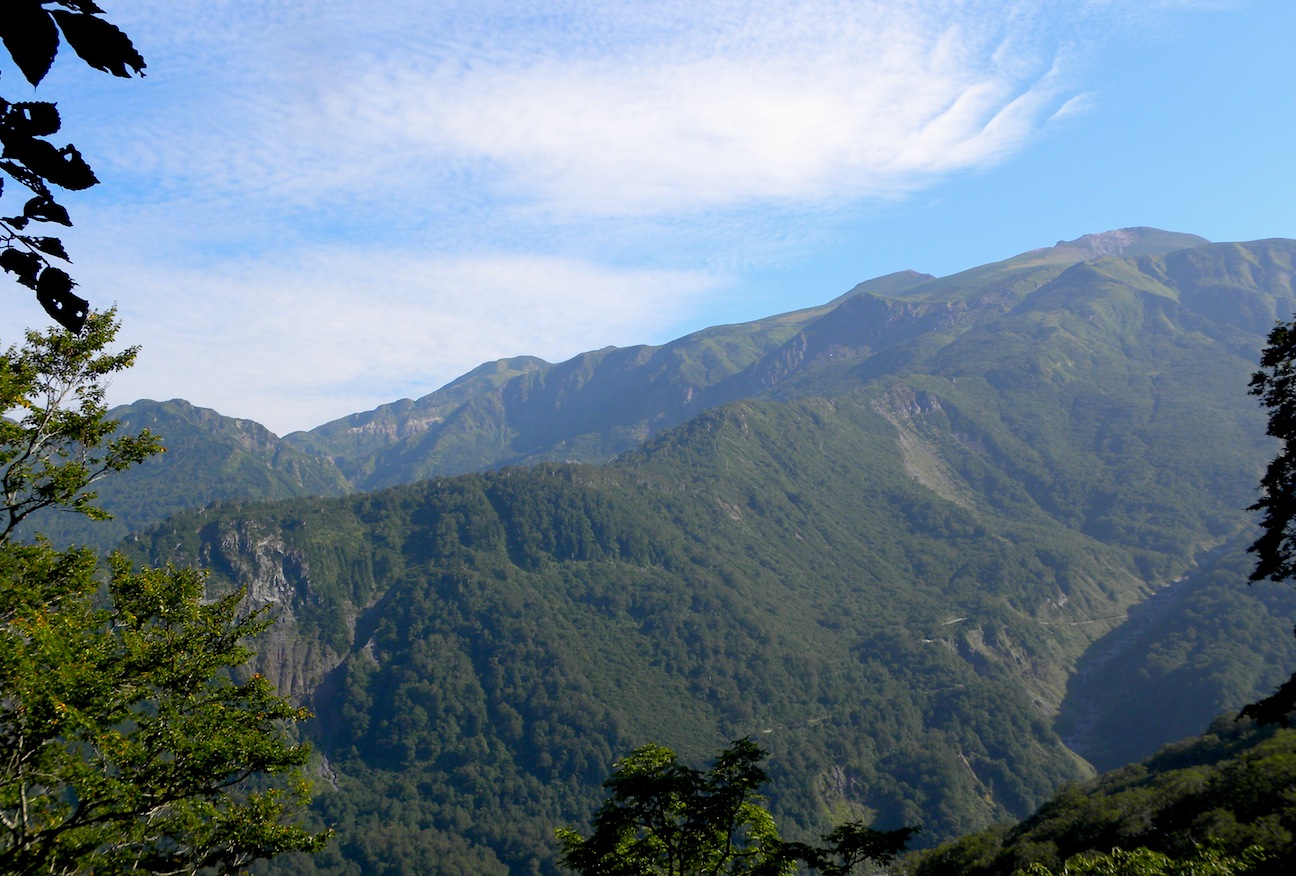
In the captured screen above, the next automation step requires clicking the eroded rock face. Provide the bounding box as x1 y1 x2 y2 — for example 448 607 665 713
204 521 345 705
213 524 309 617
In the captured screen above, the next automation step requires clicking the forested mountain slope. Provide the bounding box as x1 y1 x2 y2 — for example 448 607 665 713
1056 540 1296 773
119 231 1296 876
139 404 1133 873
903 717 1296 875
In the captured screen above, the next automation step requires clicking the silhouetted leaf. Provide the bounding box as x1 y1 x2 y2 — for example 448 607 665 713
57 1 107 13
1 102 61 138
0 157 48 195
2 137 97 190
26 236 69 260
36 266 88 332
0 247 41 286
23 195 72 226
50 10 146 78
0 1 59 86
52 144 97 190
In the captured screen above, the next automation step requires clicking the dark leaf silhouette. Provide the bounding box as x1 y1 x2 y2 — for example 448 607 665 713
22 195 72 226
2 101 61 138
0 246 41 286
2 1 142 327
51 10 146 78
35 265 87 331
0 157 45 192
0 1 59 86
53 0 108 13
2 138 97 190
27 235 69 259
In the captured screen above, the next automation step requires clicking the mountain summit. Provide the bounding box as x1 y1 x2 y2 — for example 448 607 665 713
1042 227 1209 260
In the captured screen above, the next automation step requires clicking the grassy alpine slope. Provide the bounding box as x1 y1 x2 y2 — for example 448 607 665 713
114 232 1296 874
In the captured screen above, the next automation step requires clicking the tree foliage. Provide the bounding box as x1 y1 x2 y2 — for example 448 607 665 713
1 1 146 331
1014 845 1269 876
1247 319 1296 587
557 739 914 876
0 547 326 874
1243 317 1296 725
789 820 918 876
0 315 328 873
557 739 789 876
1 310 161 542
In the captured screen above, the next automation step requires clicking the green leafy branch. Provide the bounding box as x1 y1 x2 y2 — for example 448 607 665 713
0 309 162 542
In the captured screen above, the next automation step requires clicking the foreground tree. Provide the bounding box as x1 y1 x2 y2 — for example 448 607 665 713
1015 844 1268 876
0 549 327 874
787 820 917 876
0 309 159 541
557 738 914 876
1 315 328 873
1243 318 1296 725
1 1 146 330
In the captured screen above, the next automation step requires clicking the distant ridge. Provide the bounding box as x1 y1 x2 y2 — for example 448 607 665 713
20 398 351 551
41 227 1277 546
284 228 1221 489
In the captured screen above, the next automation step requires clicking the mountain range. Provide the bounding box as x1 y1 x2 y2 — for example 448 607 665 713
25 227 1296 873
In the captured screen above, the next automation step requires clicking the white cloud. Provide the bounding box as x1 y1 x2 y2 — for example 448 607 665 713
6 0 1214 434
73 247 724 434
77 1 1083 221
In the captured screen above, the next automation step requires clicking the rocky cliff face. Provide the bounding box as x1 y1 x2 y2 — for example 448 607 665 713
201 519 349 704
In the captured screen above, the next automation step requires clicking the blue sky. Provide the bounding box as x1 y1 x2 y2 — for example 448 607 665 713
3 0 1294 435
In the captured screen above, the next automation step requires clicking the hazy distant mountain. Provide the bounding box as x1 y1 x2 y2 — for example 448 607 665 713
24 398 351 552
116 230 1296 874
47 228 1215 544
284 228 1212 491
282 294 850 489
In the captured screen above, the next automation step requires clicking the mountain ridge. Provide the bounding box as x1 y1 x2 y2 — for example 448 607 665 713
280 227 1215 491
38 228 1260 560
101 228 1296 874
